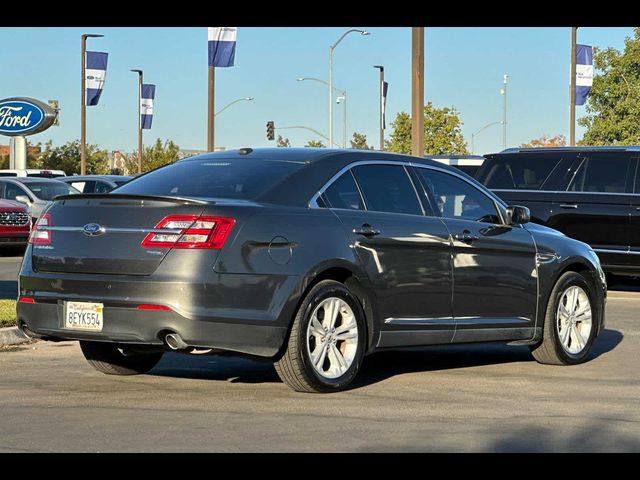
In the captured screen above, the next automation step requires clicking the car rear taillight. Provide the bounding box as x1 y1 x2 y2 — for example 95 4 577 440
141 215 235 249
18 297 35 304
28 213 52 245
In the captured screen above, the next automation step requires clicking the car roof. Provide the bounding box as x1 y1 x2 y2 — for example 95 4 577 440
180 147 450 168
62 175 133 181
495 146 640 155
0 177 68 184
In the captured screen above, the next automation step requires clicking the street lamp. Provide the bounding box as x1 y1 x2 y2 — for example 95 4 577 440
329 29 370 147
373 65 384 150
80 33 104 175
500 74 508 149
215 97 254 117
297 77 347 147
130 69 143 174
471 121 501 155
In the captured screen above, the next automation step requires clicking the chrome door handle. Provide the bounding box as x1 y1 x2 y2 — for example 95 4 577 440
353 224 380 237
559 203 578 209
453 231 479 243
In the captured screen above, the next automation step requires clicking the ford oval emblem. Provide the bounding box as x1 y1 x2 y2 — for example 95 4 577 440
83 223 105 237
0 97 57 137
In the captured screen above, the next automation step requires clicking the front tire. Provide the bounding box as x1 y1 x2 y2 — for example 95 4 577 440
531 271 597 365
80 341 164 375
274 280 366 393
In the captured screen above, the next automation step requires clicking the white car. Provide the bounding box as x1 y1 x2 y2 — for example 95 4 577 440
428 156 485 178
0 169 66 178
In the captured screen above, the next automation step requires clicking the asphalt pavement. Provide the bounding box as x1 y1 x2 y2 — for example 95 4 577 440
1 251 639 452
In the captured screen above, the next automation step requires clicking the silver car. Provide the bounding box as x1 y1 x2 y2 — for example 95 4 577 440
0 177 79 221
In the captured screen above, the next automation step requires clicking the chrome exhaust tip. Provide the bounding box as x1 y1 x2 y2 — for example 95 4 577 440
164 333 188 351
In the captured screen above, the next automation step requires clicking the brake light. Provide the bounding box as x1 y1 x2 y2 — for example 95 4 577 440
28 213 52 245
19 297 35 304
141 215 235 249
137 304 171 311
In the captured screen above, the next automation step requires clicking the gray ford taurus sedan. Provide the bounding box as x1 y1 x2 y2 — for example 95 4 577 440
17 148 606 393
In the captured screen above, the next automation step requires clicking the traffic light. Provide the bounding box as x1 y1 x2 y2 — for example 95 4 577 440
266 121 275 141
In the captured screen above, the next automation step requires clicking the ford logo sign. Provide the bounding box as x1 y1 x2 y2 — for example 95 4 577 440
82 223 105 237
0 97 57 137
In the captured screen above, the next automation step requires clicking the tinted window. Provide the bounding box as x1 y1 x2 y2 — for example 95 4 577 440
478 154 565 190
351 165 422 215
95 181 113 193
0 173 18 177
569 156 631 193
27 173 65 178
457 165 481 177
24 182 79 200
418 169 500 223
116 158 302 200
3 183 29 200
323 172 364 210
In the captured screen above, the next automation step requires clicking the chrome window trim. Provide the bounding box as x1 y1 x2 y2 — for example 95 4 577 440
492 188 640 197
309 159 508 217
593 248 631 255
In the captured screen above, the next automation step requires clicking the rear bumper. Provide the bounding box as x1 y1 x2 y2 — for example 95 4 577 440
17 301 286 357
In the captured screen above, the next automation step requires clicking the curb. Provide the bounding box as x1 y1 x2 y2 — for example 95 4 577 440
0 326 32 347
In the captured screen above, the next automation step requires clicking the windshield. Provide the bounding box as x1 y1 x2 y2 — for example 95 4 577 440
116 157 304 200
25 182 80 200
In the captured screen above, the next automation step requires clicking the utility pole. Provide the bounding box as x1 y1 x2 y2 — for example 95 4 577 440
501 74 508 150
374 65 385 150
570 27 578 146
411 27 424 157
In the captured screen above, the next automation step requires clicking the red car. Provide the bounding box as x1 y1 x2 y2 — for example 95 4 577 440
0 200 30 247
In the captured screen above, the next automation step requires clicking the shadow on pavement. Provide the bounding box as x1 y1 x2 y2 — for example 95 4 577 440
0 280 18 300
150 328 623 388
0 247 25 258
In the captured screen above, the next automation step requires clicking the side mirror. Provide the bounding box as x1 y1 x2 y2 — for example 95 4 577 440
15 195 31 205
507 205 530 225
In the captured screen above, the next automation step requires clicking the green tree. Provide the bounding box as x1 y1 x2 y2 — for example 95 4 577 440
305 140 326 148
579 28 640 145
0 155 8 169
386 103 469 155
36 140 109 174
350 132 372 149
125 138 180 174
276 135 291 147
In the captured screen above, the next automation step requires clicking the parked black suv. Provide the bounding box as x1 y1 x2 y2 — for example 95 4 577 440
476 146 640 276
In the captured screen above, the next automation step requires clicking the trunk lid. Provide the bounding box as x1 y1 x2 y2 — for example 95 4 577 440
32 194 210 276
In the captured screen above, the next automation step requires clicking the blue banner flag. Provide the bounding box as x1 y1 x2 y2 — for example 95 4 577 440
85 51 108 106
140 84 155 130
208 27 237 67
576 44 593 106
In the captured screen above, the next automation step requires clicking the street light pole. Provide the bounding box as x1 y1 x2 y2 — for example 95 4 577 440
215 97 254 117
373 65 384 150
471 121 501 154
81 33 103 176
500 74 508 150
131 69 143 174
570 27 578 147
208 66 215 152
297 77 346 147
329 29 370 148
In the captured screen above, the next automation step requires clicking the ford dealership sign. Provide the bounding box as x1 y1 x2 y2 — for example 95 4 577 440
0 97 57 136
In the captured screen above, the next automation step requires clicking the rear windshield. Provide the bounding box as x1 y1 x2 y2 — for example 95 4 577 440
115 158 303 200
25 182 79 200
477 154 564 190
27 173 66 178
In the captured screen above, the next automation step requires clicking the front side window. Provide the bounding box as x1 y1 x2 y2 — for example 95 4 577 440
322 171 364 210
417 169 501 224
478 154 565 190
351 164 422 215
568 156 632 193
3 183 29 201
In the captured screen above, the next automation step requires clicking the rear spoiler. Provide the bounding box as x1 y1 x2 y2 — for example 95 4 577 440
52 193 210 205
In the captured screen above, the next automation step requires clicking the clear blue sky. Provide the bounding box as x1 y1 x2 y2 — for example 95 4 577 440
0 27 634 155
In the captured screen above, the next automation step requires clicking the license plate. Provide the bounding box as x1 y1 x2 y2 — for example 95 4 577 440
64 301 104 331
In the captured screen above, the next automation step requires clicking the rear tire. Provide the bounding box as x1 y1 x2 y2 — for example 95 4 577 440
274 280 366 393
80 341 164 375
531 271 597 365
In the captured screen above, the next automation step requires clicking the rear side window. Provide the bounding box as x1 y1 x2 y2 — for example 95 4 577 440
478 155 565 190
569 156 632 193
322 172 364 210
95 181 113 193
70 181 96 193
351 165 422 215
116 158 303 200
